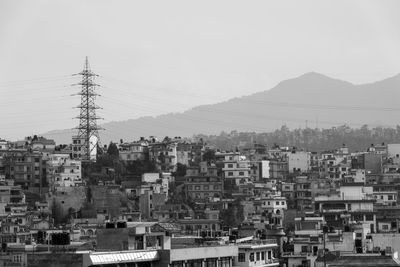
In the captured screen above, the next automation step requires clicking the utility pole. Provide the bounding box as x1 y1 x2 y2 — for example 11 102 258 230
72 57 103 162
323 225 329 267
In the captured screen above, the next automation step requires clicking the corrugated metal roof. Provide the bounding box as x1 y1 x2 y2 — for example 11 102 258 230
89 250 160 265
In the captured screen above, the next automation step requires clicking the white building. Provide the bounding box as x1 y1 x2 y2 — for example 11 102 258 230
288 151 310 173
234 239 279 267
221 152 250 185
47 154 82 188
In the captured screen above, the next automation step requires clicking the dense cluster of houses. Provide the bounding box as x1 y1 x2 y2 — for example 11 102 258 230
1 135 400 266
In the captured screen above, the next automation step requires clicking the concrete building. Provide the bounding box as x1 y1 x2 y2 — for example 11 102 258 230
261 196 287 227
234 239 279 267
387 144 400 159
149 140 178 172
288 151 310 173
46 154 82 188
4 149 45 189
268 160 288 180
314 183 376 233
220 152 250 187
119 139 149 162
185 163 222 202
72 135 97 161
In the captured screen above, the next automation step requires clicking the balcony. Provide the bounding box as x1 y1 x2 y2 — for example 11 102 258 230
237 239 278 249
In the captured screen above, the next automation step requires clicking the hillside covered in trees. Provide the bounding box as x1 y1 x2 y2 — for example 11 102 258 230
194 125 400 152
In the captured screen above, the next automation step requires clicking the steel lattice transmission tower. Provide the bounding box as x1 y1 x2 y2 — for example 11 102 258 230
72 57 103 161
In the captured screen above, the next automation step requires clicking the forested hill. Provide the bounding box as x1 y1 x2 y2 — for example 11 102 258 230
194 125 400 152
43 72 400 145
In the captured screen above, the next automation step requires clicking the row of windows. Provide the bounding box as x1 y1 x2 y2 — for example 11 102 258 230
238 251 273 262
325 214 374 221
375 195 396 200
227 171 247 176
190 192 220 199
188 185 220 190
264 201 286 206
171 258 230 267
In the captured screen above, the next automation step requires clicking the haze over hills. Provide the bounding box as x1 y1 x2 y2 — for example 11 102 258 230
43 72 400 144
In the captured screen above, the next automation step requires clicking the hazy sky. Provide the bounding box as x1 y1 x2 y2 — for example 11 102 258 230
1 0 400 140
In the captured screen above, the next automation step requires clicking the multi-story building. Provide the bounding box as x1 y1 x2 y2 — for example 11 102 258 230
30 137 56 152
249 160 270 182
140 188 168 220
119 139 149 162
268 159 288 180
261 196 287 226
375 204 400 233
185 162 223 201
149 139 178 172
288 151 311 173
314 183 376 233
294 176 313 212
351 153 383 175
283 215 356 267
372 184 398 206
0 183 25 204
220 152 250 187
4 149 45 189
71 135 97 161
47 154 82 188
234 239 279 267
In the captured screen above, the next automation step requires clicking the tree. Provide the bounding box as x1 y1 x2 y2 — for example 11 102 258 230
220 199 244 227
173 163 187 177
202 149 216 162
107 142 119 158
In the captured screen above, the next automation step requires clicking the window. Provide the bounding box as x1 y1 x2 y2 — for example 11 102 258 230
238 253 246 262
228 163 233 168
239 171 244 176
267 251 272 259
276 201 279 205
218 257 230 267
261 251 265 261
195 186 200 190
228 172 233 176
301 246 309 253
389 195 393 200
382 224 389 230
281 201 285 205
205 259 217 267
366 214 374 221
204 185 209 190
187 260 202 267
13 255 22 263
249 253 254 262
256 252 260 261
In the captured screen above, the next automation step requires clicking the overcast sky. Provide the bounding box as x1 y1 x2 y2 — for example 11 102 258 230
1 0 400 140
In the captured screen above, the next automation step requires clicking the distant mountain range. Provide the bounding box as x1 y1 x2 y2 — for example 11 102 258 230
43 72 400 144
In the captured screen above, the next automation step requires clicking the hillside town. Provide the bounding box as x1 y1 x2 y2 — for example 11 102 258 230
1 134 400 266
